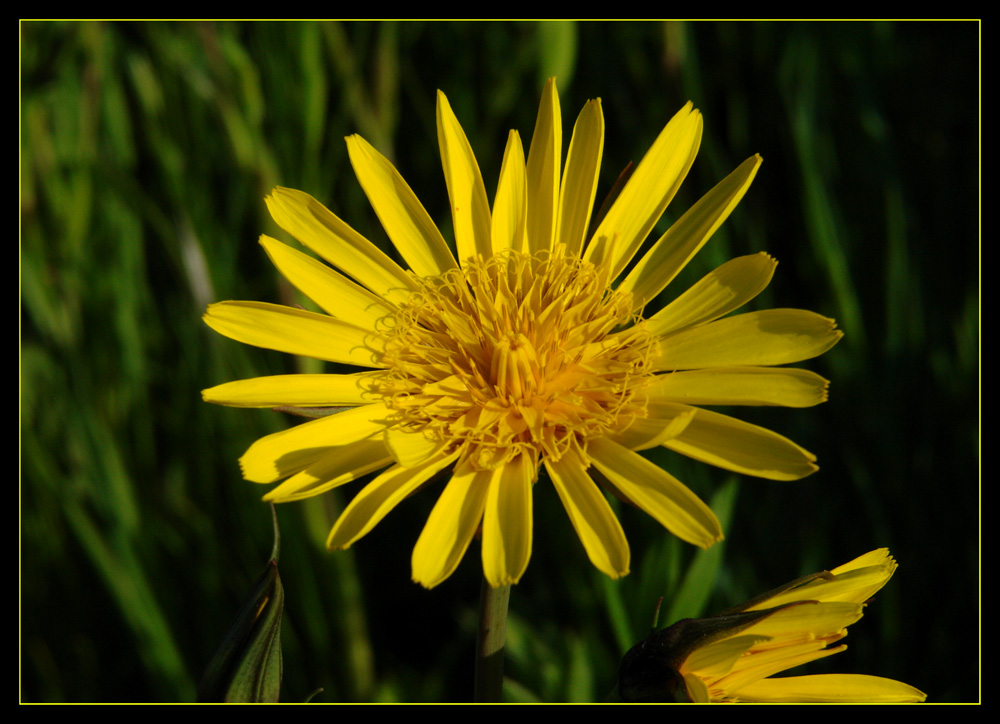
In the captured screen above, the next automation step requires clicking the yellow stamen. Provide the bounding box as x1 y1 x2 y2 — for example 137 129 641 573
379 249 655 471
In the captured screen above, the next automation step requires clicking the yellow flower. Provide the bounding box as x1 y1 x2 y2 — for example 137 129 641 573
203 79 842 589
618 549 927 702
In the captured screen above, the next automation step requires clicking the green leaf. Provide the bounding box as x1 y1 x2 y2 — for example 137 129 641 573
664 476 739 623
198 507 284 702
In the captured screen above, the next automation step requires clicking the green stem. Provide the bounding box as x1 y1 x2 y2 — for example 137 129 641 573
474 576 510 702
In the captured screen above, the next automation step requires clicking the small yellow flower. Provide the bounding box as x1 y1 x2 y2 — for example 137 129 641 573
203 79 842 588
618 549 927 702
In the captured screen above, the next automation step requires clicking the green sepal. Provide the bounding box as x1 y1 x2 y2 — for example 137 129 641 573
197 506 284 702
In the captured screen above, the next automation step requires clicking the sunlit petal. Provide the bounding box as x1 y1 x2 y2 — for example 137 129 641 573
585 102 702 279
265 186 416 303
410 464 490 588
437 90 492 263
328 450 460 550
239 402 391 483
481 454 534 587
621 155 761 309
544 448 630 579
524 77 561 253
556 98 603 257
204 301 385 368
202 372 381 408
346 134 458 277
491 130 527 254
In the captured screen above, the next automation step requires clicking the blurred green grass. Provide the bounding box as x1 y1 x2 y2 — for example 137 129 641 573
20 21 979 702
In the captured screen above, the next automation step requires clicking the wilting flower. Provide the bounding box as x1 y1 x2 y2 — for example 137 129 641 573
203 79 842 588
617 548 927 702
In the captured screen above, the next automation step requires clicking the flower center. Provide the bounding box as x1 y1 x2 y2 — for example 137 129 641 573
379 248 655 473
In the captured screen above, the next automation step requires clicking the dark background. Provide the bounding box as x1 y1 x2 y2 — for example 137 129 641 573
21 21 979 702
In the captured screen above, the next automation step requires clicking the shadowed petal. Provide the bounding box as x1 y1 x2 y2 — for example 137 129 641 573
660 404 818 480
653 309 843 371
646 252 777 337
647 367 829 407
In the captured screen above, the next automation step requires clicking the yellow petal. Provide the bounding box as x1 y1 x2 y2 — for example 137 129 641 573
653 309 843 371
203 301 386 368
524 77 561 253
345 134 458 277
732 674 927 703
647 367 830 407
588 437 723 549
410 464 489 588
683 673 711 702
760 570 893 609
384 427 446 468
830 547 893 575
491 130 527 254
328 450 460 550
620 155 762 309
585 102 702 278
743 601 863 639
544 448 630 579
262 439 394 503
646 252 777 337
684 634 769 678
607 406 695 450
556 98 604 257
258 235 393 328
239 402 391 483
660 404 818 480
202 372 381 408
751 550 897 608
264 186 416 304
436 90 492 264
481 454 534 587
719 641 846 692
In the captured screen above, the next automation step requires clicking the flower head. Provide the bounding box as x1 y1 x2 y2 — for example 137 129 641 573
618 549 927 702
203 80 842 588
